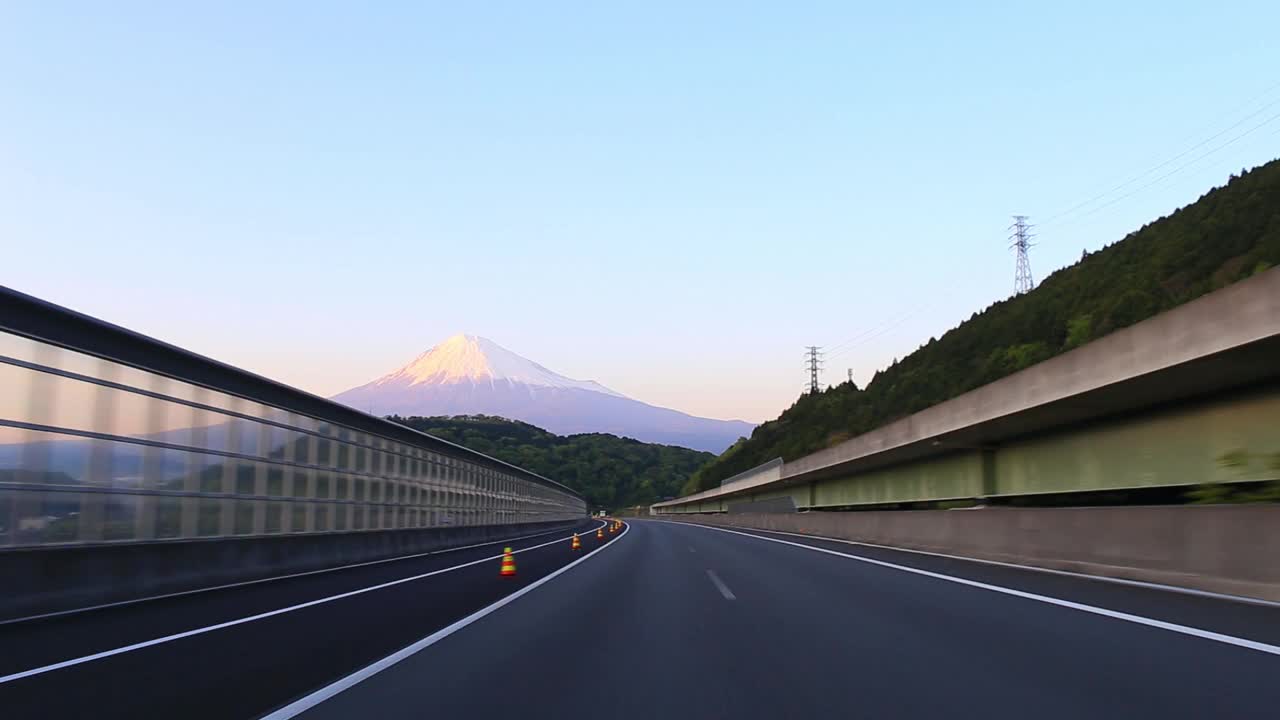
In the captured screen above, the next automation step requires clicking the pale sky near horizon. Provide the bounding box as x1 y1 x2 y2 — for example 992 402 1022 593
4 2 1279 424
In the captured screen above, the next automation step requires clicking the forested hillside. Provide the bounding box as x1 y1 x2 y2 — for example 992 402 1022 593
686 159 1280 494
391 415 712 509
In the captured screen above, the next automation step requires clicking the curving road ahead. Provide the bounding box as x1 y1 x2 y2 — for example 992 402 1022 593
2 519 1279 718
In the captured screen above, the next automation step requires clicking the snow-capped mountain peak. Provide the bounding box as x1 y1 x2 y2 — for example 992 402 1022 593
378 334 623 397
332 333 755 452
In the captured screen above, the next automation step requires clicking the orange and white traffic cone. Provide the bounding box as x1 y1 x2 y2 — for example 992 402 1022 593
596 527 604 540
571 533 581 550
500 547 517 577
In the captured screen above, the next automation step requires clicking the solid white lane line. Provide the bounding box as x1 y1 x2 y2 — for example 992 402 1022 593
0 523 611 685
706 570 736 600
724 524 1280 610
260 522 632 719
676 523 1280 657
0 520 607 627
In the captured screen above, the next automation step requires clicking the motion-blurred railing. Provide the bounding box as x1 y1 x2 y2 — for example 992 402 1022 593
0 287 586 549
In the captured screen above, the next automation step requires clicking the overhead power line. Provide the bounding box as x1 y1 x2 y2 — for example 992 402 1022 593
1052 109 1280 228
824 299 951 369
826 301 938 358
1041 82 1280 228
827 321 913 364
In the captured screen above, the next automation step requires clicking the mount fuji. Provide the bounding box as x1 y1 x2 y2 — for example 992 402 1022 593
331 335 754 453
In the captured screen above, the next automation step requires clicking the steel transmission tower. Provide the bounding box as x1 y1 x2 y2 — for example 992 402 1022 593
804 346 824 394
1009 215 1035 295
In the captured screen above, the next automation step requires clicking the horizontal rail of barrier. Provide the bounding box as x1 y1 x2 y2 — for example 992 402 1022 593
1 285 587 551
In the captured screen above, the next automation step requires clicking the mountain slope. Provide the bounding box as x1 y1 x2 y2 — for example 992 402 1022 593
334 335 753 453
687 159 1280 493
392 415 711 509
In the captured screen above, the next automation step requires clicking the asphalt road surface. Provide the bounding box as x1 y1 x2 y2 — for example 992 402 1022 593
2 518 1278 719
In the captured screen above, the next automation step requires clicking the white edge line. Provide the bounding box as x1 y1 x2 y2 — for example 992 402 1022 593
702 522 1280 610
259 521 631 719
672 522 1280 657
0 521 606 627
705 569 736 600
0 521 613 685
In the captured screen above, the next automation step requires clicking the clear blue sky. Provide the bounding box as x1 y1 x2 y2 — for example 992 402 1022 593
4 2 1279 423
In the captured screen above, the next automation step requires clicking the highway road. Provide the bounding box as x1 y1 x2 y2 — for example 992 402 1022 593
2 518 1278 718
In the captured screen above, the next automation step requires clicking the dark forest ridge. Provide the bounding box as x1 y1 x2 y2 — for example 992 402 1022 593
392 415 712 509
686 158 1280 494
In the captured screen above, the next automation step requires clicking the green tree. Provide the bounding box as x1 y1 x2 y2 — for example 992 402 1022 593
1064 313 1093 350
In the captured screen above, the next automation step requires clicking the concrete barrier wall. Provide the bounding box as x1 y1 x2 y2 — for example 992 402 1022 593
781 267 1280 481
659 385 1280 514
1 519 581 621
664 506 1280 602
